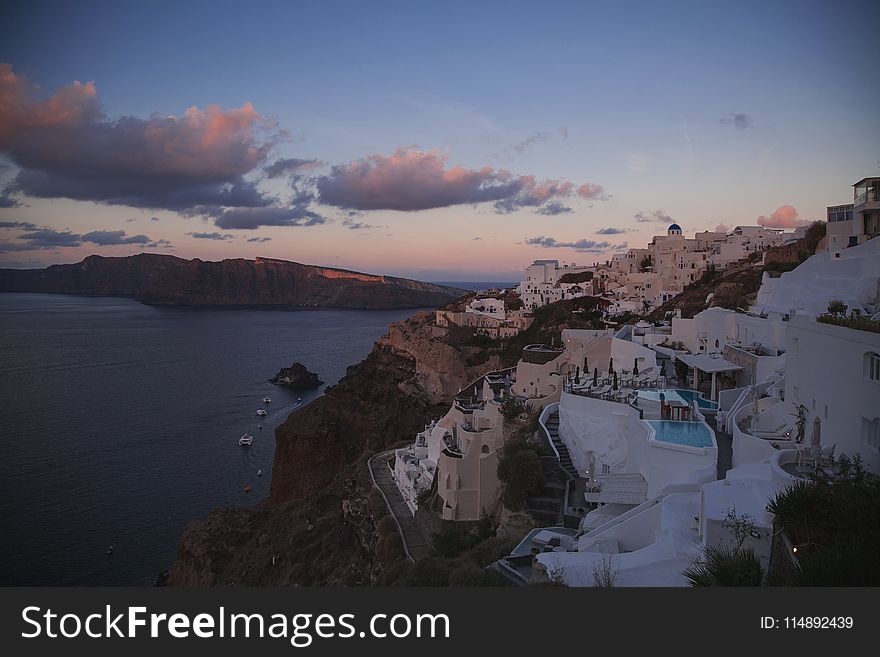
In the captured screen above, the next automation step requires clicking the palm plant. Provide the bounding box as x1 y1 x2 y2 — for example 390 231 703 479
684 546 763 586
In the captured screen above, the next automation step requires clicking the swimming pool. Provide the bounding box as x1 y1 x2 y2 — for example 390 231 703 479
637 388 718 410
646 420 714 448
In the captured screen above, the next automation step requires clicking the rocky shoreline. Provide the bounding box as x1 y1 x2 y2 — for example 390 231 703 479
167 309 493 586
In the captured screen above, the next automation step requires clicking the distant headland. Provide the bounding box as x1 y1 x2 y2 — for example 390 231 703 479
0 254 467 310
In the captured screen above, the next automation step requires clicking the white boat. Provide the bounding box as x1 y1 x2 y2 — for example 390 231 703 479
256 408 267 416
262 396 272 403
257 469 262 476
239 433 253 446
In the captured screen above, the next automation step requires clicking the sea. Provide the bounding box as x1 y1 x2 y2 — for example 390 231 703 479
0 293 423 585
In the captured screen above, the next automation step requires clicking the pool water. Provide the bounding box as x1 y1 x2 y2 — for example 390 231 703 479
646 420 714 448
637 388 718 410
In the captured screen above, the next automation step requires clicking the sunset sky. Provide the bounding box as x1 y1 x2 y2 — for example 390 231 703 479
1 0 877 281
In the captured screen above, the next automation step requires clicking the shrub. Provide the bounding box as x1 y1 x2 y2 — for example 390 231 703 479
684 546 764 586
402 557 454 586
500 396 531 422
448 563 507 587
826 299 847 316
817 313 880 335
497 439 543 510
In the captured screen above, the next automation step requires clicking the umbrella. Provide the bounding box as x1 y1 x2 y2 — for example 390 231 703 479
593 367 598 386
609 356 614 373
633 357 639 377
810 416 821 449
660 360 667 377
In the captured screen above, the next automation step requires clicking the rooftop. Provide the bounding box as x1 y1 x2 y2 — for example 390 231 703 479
675 353 743 373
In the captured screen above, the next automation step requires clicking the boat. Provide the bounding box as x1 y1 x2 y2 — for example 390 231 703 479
297 397 302 402
258 424 262 429
257 469 262 476
256 408 267 416
262 396 272 403
106 545 114 555
239 433 253 446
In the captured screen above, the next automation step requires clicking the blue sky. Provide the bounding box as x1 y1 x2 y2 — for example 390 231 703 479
1 0 877 280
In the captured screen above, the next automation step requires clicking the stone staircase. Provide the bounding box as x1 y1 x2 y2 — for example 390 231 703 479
543 411 579 480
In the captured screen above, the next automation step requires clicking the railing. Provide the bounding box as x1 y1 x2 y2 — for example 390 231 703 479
726 387 751 435
538 402 561 461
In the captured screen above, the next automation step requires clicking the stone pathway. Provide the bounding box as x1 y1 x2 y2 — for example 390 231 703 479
368 450 431 561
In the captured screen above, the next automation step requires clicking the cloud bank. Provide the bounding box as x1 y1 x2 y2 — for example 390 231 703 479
315 148 605 215
0 223 169 252
525 236 627 253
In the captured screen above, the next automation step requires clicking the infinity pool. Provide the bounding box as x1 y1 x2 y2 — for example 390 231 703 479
646 420 714 448
637 388 718 410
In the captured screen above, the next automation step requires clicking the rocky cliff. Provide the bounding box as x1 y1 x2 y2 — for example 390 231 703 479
0 254 466 309
168 308 496 586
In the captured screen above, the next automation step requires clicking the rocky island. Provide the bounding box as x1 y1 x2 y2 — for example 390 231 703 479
0 254 467 310
270 362 323 390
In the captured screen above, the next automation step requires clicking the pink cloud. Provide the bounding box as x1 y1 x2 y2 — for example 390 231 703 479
0 63 280 211
756 205 810 228
576 183 608 200
316 147 605 214
714 223 730 233
0 63 98 147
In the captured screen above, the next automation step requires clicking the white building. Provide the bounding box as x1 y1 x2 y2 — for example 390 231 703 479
785 315 880 473
824 176 880 252
755 235 880 319
517 259 599 310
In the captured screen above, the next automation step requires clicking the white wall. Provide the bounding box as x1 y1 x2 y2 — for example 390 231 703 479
785 316 880 473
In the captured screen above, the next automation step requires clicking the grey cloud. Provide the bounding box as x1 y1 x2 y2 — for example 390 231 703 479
596 227 633 235
209 204 326 230
534 202 573 216
81 230 152 245
511 132 550 154
264 157 322 178
720 113 753 130
525 236 620 253
187 232 235 241
634 210 674 223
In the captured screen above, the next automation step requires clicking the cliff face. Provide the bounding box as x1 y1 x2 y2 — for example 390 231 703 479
168 308 492 586
0 254 466 309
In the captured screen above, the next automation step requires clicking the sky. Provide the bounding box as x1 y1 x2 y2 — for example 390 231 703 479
0 0 877 281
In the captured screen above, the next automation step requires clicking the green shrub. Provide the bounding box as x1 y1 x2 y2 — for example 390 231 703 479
497 439 543 510
402 557 454 586
684 547 764 586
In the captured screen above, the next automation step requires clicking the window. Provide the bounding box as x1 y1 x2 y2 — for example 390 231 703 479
866 352 880 382
863 417 880 450
601 463 611 475
481 444 490 454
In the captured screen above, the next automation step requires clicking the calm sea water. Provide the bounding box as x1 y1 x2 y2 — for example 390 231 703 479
0 294 419 585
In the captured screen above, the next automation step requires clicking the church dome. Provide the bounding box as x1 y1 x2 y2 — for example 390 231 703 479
668 223 682 232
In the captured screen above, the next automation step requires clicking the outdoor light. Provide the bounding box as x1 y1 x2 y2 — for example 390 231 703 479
793 546 798 553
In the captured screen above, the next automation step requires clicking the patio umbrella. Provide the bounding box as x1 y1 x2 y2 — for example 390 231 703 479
613 371 619 391
660 360 667 377
810 416 821 450
593 367 598 386
633 357 639 377
609 356 614 374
